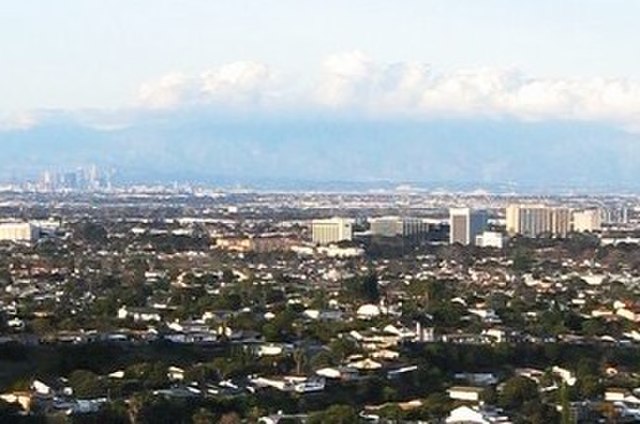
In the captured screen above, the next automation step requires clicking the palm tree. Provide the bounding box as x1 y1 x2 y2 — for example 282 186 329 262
293 347 307 375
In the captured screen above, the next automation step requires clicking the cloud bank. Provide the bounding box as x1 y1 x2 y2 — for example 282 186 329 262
136 51 640 130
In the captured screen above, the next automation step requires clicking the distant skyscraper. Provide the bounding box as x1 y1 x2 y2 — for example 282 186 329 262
40 171 53 192
506 204 571 237
311 217 354 245
449 208 488 245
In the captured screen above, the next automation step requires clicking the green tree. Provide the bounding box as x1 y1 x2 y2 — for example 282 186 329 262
500 376 539 410
293 347 307 375
560 383 572 424
361 273 380 303
218 412 241 424
308 405 358 424
77 222 108 245
192 408 216 424
69 369 104 398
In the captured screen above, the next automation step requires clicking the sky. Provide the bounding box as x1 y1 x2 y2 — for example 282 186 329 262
2 1 640 188
2 0 639 112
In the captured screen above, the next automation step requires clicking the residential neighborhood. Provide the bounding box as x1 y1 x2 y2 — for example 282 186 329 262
0 189 639 423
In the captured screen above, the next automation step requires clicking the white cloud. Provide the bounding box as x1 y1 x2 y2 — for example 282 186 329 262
135 52 640 130
138 73 193 109
200 61 272 103
137 61 280 109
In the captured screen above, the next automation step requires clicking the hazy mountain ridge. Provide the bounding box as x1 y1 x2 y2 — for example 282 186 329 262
1 115 638 189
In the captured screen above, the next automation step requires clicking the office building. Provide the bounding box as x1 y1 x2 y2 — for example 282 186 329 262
475 231 506 249
572 209 602 233
0 222 39 242
506 204 571 237
369 216 428 239
601 207 629 225
449 208 488 245
311 217 354 245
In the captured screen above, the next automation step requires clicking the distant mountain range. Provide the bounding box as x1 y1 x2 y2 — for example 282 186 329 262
2 113 640 192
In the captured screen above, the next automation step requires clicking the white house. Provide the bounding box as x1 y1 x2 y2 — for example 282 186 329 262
446 405 511 423
447 386 485 403
117 306 161 322
357 304 382 319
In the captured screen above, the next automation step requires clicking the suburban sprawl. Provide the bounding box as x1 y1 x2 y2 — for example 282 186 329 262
0 187 640 423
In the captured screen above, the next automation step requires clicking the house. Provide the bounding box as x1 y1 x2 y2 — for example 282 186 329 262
468 308 501 324
454 373 498 386
108 370 125 379
292 378 325 393
255 343 291 357
0 391 32 412
371 349 400 360
616 306 640 323
605 388 640 404
347 358 383 371
248 376 325 393
167 366 185 382
302 309 343 321
447 386 486 403
117 306 161 322
317 245 364 258
514 368 544 383
258 412 308 424
445 405 511 423
382 324 415 339
315 367 359 381
30 378 73 401
552 366 577 386
357 304 382 319
483 328 507 343
386 365 419 379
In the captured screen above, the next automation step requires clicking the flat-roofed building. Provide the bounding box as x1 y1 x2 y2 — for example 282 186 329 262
475 231 506 249
573 209 602 232
506 204 571 237
0 222 39 242
369 216 428 239
311 217 354 245
447 386 485 402
449 208 488 245
216 235 297 252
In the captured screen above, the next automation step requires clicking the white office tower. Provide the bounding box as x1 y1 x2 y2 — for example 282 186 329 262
449 208 488 245
572 209 602 232
311 217 354 245
506 204 571 238
0 222 39 242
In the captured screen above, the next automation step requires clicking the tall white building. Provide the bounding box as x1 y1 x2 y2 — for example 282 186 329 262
0 222 39 242
506 204 571 238
449 208 488 245
572 209 602 233
311 217 354 245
